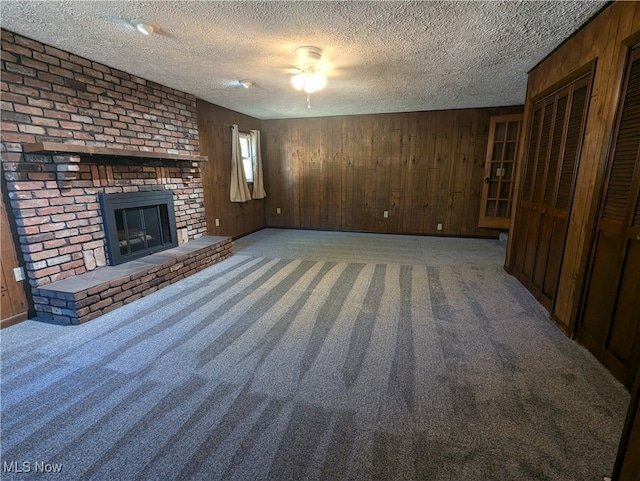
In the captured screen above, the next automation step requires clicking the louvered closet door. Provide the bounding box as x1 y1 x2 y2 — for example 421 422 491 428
511 74 591 311
578 46 640 389
512 106 542 277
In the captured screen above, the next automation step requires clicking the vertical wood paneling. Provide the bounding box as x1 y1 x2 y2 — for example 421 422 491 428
1 193 28 327
414 113 432 233
399 114 417 233
263 106 522 237
506 1 640 332
195 100 265 238
387 115 402 233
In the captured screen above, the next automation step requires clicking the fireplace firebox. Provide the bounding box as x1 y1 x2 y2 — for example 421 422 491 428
99 191 178 266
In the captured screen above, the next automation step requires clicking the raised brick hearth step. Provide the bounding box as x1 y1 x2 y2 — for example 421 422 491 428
33 236 232 324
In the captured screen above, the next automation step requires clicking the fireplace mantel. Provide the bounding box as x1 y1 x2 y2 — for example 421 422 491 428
23 142 208 162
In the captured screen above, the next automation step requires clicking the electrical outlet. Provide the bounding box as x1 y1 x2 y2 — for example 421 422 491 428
383 210 388 218
13 267 25 282
215 219 220 226
437 223 443 231
276 207 281 214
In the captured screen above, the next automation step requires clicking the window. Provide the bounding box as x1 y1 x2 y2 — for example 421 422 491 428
239 132 254 183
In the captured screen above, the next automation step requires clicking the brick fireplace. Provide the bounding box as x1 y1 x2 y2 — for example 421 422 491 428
2 146 234 323
7 148 208 277
1 30 231 324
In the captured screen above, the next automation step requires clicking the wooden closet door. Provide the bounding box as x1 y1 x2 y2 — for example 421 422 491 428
578 47 640 389
511 73 591 311
536 80 590 306
522 98 554 287
613 369 640 480
511 106 542 277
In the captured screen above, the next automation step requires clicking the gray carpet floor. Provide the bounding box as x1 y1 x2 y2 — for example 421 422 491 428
0 228 630 480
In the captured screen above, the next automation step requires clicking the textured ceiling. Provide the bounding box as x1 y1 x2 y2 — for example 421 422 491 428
1 1 606 120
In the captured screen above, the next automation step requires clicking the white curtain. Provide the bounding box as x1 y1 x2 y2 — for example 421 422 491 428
250 129 266 199
230 124 251 203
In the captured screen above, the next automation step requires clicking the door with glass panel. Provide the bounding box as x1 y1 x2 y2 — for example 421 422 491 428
478 114 522 229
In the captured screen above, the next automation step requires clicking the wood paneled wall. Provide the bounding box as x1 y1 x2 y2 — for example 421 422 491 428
262 107 522 236
196 100 265 238
506 1 640 332
1 190 28 327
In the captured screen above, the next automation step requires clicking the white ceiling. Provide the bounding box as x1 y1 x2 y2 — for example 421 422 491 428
1 1 606 120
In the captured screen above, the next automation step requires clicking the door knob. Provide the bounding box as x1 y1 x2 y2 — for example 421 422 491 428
484 177 490 184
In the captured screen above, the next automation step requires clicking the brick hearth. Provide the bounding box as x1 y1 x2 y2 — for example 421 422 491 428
34 236 231 324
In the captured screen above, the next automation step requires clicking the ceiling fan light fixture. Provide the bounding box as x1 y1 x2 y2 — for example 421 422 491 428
295 46 323 64
305 72 327 93
132 20 154 35
291 68 327 93
291 73 306 91
291 46 327 108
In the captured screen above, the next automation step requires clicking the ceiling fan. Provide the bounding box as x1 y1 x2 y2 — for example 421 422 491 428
290 46 328 108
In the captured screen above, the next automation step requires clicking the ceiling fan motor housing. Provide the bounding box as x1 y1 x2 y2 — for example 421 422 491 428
296 46 323 66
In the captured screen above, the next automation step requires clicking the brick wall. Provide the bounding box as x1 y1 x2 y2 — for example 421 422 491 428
1 30 199 153
4 153 207 288
1 30 208 301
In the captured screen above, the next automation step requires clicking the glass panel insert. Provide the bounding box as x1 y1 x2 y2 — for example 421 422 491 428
116 209 128 256
485 200 496 217
142 206 162 249
488 182 498 198
497 201 509 218
500 181 512 198
100 191 178 266
113 204 174 259
492 142 504 161
239 133 254 183
503 162 514 180
159 204 172 245
504 141 517 160
125 209 146 254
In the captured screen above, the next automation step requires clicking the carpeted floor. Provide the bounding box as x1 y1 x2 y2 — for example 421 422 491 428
0 228 630 480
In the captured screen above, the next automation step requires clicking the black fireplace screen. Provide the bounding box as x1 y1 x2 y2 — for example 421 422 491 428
99 191 178 266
